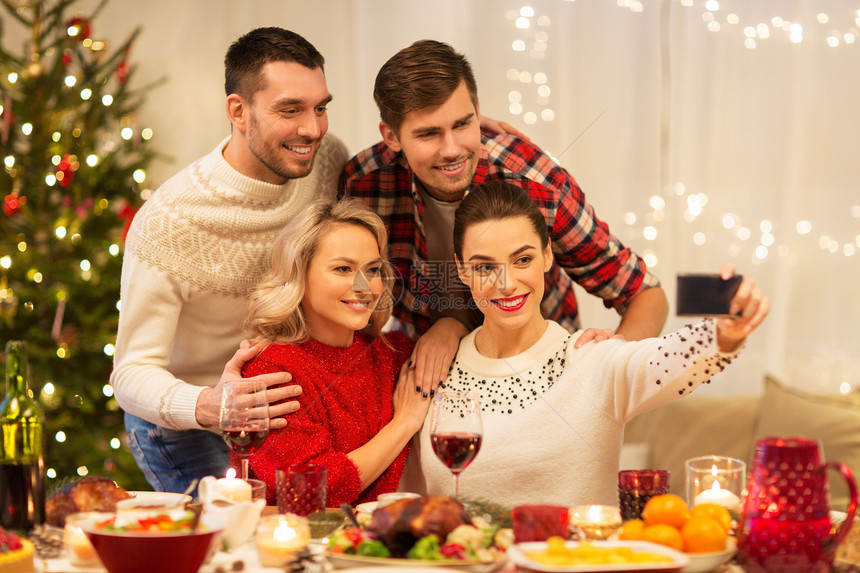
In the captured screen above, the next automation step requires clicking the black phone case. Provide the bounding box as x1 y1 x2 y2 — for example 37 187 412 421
676 273 743 316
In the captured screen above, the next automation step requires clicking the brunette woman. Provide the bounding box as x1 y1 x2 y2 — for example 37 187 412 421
405 181 768 507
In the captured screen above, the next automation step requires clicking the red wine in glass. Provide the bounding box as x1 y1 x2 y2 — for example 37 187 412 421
222 427 268 457
430 390 482 497
220 379 269 479
431 432 482 472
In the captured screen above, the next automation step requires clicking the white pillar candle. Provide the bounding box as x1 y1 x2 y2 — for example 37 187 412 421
216 476 252 502
693 480 741 510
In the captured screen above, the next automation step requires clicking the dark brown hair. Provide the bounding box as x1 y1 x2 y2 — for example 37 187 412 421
453 181 550 261
224 27 325 100
373 39 478 135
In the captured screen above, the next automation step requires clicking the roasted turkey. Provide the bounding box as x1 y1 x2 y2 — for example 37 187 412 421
45 475 131 526
367 495 472 557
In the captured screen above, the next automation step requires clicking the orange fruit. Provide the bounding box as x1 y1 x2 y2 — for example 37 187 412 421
681 515 728 553
642 494 690 529
642 524 684 552
689 503 732 534
618 519 646 540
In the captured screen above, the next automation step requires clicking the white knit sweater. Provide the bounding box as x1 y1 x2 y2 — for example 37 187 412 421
404 320 740 507
110 134 348 430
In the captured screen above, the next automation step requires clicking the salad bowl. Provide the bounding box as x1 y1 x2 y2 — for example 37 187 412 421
80 512 220 573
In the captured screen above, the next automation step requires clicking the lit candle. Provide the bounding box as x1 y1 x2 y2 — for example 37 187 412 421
64 512 103 567
570 505 623 540
216 476 252 503
256 514 311 567
694 480 741 511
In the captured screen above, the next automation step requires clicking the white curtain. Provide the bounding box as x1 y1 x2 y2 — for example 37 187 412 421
9 0 859 394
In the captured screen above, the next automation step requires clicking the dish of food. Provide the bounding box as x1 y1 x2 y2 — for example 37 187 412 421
328 553 507 572
507 540 690 572
45 475 131 526
328 495 510 572
0 526 35 573
81 517 219 573
682 538 736 573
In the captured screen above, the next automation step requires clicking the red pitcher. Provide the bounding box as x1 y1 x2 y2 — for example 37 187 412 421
736 436 858 572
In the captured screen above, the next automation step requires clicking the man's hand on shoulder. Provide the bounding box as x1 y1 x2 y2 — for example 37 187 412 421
195 341 302 430
480 116 530 141
573 328 625 349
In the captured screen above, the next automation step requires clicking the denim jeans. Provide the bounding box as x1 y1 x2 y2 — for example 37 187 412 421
125 412 230 495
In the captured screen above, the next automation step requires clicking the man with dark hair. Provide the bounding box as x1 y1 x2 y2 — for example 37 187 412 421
340 40 668 392
111 27 347 493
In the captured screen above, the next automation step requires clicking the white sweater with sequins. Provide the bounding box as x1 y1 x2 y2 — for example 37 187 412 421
403 319 740 507
110 134 348 430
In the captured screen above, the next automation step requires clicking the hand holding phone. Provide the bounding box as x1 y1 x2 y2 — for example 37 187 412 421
675 273 743 317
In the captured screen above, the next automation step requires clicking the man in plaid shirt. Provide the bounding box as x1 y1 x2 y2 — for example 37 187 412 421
339 40 668 393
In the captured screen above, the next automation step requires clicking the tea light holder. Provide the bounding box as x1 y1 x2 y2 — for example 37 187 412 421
245 478 266 503
569 505 622 541
685 455 745 514
256 514 311 567
64 512 106 567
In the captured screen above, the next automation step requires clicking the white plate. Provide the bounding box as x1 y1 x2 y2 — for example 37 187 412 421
337 569 452 573
682 538 736 573
507 540 690 572
126 491 191 504
356 501 378 516
328 552 507 573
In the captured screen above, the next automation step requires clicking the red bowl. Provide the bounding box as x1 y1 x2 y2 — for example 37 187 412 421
83 526 219 573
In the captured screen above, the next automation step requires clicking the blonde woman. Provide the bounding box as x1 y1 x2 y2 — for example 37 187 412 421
244 198 429 506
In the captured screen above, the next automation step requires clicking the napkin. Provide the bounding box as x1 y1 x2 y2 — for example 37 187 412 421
198 475 265 550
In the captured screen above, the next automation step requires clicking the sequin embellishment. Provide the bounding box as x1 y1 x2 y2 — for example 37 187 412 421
444 334 572 414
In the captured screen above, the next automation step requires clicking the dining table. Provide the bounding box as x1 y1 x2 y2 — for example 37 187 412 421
33 504 851 573
37 550 744 573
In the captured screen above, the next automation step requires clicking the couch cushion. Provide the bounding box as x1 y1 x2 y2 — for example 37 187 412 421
753 376 860 509
623 394 761 500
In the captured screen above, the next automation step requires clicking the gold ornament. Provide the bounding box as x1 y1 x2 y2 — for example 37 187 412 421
25 61 43 78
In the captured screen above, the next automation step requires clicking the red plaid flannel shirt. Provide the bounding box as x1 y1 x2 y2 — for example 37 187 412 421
338 130 660 337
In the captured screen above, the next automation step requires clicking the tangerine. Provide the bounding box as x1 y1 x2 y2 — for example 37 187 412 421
641 494 690 529
689 503 732 534
642 524 684 552
680 515 728 553
618 519 646 541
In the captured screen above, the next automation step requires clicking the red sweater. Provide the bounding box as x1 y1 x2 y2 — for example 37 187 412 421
243 332 414 506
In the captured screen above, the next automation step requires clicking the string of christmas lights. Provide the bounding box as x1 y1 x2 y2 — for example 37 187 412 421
502 1 859 270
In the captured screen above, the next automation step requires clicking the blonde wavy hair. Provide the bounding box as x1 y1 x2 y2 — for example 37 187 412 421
245 198 395 344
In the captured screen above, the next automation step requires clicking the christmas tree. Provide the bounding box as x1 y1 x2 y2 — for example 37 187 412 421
1 0 163 490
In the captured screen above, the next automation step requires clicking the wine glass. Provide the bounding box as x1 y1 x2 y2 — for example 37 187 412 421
219 379 269 480
430 390 482 497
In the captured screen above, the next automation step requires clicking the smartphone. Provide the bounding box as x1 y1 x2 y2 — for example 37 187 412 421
676 273 743 316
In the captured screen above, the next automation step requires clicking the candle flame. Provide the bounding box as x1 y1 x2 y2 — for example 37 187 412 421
225 467 237 479
588 505 603 522
274 522 298 542
710 480 722 491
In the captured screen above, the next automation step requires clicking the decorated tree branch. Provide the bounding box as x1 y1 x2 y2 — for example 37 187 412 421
1 0 165 490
